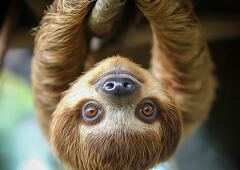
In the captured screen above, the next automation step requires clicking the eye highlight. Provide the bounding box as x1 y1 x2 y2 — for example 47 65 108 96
142 103 154 117
82 101 103 124
85 105 98 118
135 99 159 123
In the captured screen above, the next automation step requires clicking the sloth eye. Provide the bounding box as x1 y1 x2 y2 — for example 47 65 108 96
82 101 103 123
85 105 98 118
142 103 154 117
136 99 159 123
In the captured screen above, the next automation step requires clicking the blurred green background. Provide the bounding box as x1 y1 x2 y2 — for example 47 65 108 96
0 50 63 170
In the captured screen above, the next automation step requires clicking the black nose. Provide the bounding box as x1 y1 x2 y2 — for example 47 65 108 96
102 77 136 96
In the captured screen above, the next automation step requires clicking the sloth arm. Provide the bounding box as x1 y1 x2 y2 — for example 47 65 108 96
32 0 92 136
136 0 216 135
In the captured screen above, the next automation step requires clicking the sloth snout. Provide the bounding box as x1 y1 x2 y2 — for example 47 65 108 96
102 77 136 96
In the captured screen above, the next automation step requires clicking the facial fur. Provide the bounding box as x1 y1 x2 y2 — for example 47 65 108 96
50 57 182 170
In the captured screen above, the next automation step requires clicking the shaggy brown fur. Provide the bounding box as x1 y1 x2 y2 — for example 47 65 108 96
32 0 216 169
137 0 216 135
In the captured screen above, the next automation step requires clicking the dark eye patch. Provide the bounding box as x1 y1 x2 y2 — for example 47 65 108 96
81 100 104 125
135 98 161 123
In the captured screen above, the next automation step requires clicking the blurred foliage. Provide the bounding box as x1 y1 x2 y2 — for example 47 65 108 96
0 71 62 170
0 71 33 132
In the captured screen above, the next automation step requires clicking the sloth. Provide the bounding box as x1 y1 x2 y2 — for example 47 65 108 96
31 0 216 169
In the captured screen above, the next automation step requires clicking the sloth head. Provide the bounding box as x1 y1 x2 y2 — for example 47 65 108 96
50 56 182 170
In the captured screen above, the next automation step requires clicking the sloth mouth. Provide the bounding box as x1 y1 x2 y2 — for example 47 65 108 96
93 68 143 85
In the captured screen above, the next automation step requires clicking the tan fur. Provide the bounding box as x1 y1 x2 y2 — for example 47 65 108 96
32 0 92 135
50 57 182 169
31 0 216 169
136 0 216 134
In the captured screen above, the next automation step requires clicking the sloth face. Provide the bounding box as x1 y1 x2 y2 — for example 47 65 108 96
50 57 182 170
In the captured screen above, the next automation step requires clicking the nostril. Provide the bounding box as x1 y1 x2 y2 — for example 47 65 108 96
104 82 116 90
123 81 131 89
101 77 137 95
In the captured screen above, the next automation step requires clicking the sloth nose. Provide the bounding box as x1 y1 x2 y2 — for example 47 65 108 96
102 77 136 96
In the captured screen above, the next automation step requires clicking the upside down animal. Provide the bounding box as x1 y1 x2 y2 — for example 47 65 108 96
31 0 216 169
